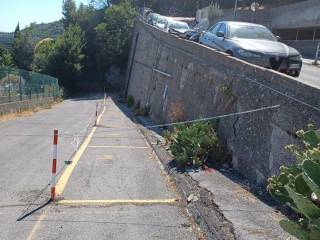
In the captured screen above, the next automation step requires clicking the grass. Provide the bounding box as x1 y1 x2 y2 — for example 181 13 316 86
0 98 62 122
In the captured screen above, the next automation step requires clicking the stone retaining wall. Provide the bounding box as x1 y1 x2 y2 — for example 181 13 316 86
126 20 320 185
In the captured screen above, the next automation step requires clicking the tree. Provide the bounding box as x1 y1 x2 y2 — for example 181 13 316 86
32 38 54 73
89 0 110 9
14 23 20 38
95 1 136 72
12 26 35 70
62 0 78 28
76 3 104 75
48 24 86 93
0 44 12 67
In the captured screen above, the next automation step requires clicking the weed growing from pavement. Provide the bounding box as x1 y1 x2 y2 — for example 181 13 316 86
127 95 135 108
164 121 226 169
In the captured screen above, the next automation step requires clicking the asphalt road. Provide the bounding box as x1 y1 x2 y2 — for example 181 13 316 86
0 97 200 240
298 64 320 88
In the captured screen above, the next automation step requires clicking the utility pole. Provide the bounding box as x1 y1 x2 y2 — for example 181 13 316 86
233 0 239 21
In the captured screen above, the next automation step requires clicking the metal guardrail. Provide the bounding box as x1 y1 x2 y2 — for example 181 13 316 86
0 67 60 105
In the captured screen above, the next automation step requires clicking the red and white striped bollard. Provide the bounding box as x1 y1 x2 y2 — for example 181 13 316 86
51 130 58 201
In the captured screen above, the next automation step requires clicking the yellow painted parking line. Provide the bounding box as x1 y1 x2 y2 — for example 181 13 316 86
56 199 178 206
88 145 148 149
96 154 115 160
26 209 47 240
94 133 120 137
55 106 106 196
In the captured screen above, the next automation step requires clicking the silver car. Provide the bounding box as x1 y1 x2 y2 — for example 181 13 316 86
155 16 170 31
166 21 190 34
199 21 302 77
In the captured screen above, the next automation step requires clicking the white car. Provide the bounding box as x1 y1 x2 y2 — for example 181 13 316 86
166 21 190 34
155 16 170 30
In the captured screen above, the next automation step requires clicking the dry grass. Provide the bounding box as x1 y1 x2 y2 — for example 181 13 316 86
0 99 62 122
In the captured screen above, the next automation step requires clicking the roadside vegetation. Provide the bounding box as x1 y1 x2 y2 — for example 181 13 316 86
0 44 12 67
268 124 320 240
164 122 226 169
0 0 136 95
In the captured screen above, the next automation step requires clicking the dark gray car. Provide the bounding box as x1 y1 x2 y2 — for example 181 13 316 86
199 21 302 77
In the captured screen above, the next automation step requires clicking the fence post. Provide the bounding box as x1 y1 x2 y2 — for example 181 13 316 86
51 130 58 201
7 70 11 103
19 75 22 101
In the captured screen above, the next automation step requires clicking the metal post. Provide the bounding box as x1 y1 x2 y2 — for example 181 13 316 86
95 103 98 126
19 76 22 101
7 71 11 103
233 0 239 21
314 42 320 65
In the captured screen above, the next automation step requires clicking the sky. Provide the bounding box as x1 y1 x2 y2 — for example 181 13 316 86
0 0 88 32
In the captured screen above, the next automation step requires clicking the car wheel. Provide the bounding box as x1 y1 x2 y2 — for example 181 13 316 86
289 70 300 77
226 50 233 56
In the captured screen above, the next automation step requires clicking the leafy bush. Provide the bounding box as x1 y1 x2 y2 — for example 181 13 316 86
267 124 320 240
167 122 223 168
127 95 134 108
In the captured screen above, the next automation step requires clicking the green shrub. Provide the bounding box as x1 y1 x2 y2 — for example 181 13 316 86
168 122 223 168
267 124 320 240
127 95 134 108
134 107 149 116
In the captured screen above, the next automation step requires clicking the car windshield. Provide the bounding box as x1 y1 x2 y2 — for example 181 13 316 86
169 22 189 30
229 25 276 41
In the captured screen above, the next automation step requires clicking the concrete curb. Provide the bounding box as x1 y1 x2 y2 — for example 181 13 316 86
303 58 320 67
134 115 297 240
136 120 236 240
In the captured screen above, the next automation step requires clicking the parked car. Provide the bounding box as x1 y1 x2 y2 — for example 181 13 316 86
155 16 170 30
142 8 153 21
199 21 302 77
166 21 190 34
147 13 160 26
181 21 208 42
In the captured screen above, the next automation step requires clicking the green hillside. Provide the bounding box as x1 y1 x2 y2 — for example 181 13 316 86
0 32 14 48
22 20 64 42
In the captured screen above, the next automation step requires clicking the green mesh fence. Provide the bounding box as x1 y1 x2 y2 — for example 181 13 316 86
0 66 60 104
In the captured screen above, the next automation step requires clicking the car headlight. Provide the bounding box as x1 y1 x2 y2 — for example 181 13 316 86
237 49 262 58
289 55 302 61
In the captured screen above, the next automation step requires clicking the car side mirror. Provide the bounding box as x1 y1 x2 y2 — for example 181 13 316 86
276 35 281 41
216 31 225 38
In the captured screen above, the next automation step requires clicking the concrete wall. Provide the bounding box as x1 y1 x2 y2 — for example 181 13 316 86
126 20 320 185
0 97 55 116
271 0 320 29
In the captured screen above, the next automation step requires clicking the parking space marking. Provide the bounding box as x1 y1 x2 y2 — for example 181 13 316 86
56 199 178 206
88 145 148 149
96 154 115 160
55 106 106 196
26 209 47 240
